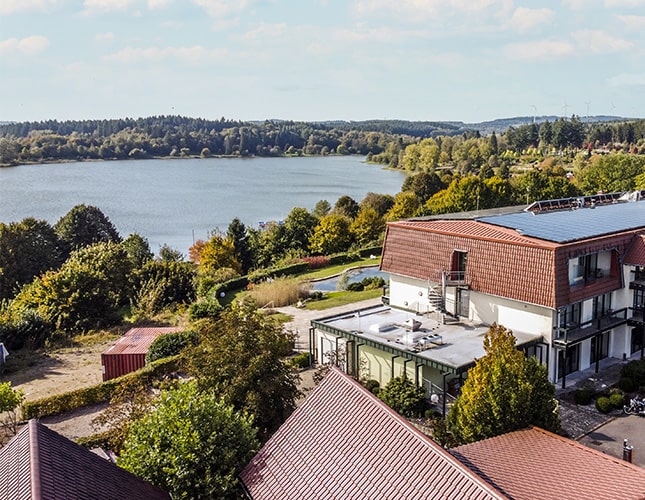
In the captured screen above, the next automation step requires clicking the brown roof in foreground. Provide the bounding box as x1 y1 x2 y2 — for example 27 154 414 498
0 420 169 500
451 427 645 500
241 368 506 500
103 326 183 356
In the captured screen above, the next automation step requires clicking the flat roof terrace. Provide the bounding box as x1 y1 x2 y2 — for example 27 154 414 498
312 305 542 375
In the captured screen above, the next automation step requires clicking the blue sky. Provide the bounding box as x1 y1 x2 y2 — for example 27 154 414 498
1 0 644 123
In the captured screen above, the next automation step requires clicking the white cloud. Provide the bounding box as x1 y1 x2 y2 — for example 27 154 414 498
0 0 59 15
617 14 645 29
103 45 227 64
562 0 593 10
608 73 645 86
192 0 248 18
571 30 633 53
509 7 554 32
83 0 134 12
353 0 513 22
0 35 49 55
504 40 575 60
604 0 645 7
148 0 171 7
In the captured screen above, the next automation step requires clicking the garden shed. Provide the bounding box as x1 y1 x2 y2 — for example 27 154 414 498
101 327 183 381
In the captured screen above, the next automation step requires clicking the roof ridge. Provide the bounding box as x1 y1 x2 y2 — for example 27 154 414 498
28 420 42 500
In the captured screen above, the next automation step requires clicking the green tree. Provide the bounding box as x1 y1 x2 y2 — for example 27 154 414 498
447 324 559 445
309 214 353 255
0 218 65 301
8 242 132 333
577 153 645 194
282 207 319 253
385 191 419 221
333 195 360 219
118 381 258 499
0 381 24 437
378 375 426 418
158 244 184 262
120 233 153 268
360 192 394 218
187 299 299 440
401 171 445 204
312 199 331 218
54 204 121 251
131 260 196 318
198 232 241 275
226 218 253 273
350 207 385 246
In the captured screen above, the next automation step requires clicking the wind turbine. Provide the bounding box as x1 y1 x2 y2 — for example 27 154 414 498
531 105 537 124
584 101 591 120
562 100 569 118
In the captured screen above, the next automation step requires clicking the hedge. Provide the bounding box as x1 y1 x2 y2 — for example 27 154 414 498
22 355 181 420
248 262 310 284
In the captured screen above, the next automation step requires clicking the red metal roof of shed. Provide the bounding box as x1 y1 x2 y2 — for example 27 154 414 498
0 420 169 500
103 327 183 356
241 368 506 500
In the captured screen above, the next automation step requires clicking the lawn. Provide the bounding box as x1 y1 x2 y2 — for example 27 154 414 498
301 256 381 281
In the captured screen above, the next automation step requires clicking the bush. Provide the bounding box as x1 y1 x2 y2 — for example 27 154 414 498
289 352 311 369
620 360 645 388
618 377 635 392
308 290 325 301
609 393 624 408
300 256 330 269
248 262 309 284
145 331 193 364
574 387 594 405
361 276 385 290
188 299 222 320
346 282 365 292
378 376 426 418
595 396 612 414
364 379 380 394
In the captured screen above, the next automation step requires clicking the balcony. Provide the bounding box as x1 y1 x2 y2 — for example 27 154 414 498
443 270 470 286
629 306 645 325
553 308 628 347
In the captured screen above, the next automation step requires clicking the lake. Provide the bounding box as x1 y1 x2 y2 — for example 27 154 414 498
0 156 404 255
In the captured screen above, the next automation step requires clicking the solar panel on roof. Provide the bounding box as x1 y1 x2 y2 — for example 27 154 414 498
478 200 645 243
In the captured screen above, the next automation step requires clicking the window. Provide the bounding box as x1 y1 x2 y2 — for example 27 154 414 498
633 288 645 312
593 293 612 319
557 345 580 379
450 250 467 281
590 332 610 364
569 253 600 285
559 303 581 329
632 327 644 355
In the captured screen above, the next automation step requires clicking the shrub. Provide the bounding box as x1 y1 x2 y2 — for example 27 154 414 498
364 379 380 394
595 396 612 413
361 276 385 290
574 387 594 405
618 377 635 392
300 256 330 269
346 282 365 292
378 376 426 418
620 360 645 388
188 299 222 320
609 393 624 408
308 290 325 301
289 352 311 369
145 331 193 364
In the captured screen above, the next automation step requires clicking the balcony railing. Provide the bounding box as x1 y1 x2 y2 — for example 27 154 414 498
553 307 628 346
443 270 469 286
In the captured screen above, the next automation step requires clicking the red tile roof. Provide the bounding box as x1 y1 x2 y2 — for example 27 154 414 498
241 368 506 500
382 220 637 309
624 234 645 266
0 420 169 500
451 427 645 500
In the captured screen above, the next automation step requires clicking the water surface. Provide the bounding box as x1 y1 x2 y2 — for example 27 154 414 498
0 156 404 255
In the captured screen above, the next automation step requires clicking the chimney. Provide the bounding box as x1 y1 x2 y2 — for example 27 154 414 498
623 439 634 463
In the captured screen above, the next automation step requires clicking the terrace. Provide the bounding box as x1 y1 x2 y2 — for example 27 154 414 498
311 304 542 377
